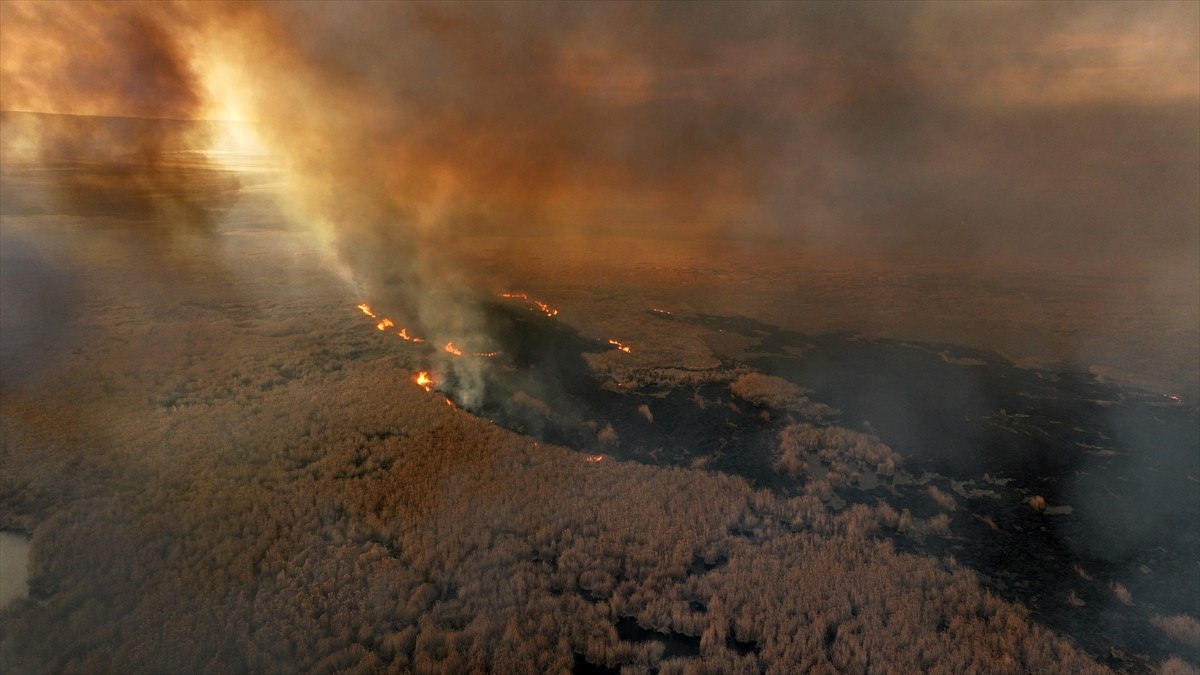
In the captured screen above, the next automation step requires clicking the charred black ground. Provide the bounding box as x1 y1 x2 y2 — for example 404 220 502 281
435 301 1200 670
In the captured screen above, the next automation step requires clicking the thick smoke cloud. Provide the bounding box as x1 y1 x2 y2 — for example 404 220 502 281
211 1 1199 259
0 2 236 234
156 1 1194 405
6 1 1197 265
2 1 1196 398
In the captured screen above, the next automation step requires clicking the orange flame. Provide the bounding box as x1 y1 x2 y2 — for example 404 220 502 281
498 292 558 317
396 327 427 342
414 371 434 391
608 339 632 353
585 454 605 463
354 303 490 353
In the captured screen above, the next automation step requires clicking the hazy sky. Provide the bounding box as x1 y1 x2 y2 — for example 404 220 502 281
2 1 1197 319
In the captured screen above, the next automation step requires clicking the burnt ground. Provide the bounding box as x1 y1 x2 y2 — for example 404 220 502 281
433 301 1200 671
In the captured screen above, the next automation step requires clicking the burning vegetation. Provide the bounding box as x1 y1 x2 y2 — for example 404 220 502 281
608 338 632 353
498 292 558 317
356 302 502 354
358 303 424 343
414 371 434 392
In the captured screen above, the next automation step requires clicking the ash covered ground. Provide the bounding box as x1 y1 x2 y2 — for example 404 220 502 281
430 298 1199 670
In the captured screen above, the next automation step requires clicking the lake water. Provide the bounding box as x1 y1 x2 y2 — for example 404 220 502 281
0 531 31 606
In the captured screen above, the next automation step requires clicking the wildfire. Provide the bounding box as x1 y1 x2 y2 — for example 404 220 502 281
585 454 605 463
355 302 428 342
498 291 558 317
608 339 632 353
414 371 434 392
353 302 492 354
439 342 497 358
651 308 672 316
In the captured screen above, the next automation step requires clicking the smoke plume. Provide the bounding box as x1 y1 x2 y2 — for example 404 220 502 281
3 1 1196 400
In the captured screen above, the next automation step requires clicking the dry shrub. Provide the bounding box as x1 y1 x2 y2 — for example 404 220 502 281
926 485 957 511
730 373 806 409
1159 656 1200 675
1110 581 1133 606
775 423 901 479
1152 614 1200 647
598 423 619 445
926 513 952 536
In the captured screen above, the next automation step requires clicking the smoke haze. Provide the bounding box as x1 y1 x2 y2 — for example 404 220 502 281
4 2 1197 359
2 2 1199 673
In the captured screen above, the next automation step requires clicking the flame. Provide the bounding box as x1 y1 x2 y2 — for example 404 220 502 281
585 454 605 463
608 339 632 353
651 308 672 316
396 327 426 342
498 291 558 317
414 371 434 391
445 397 456 408
353 303 492 354
354 303 430 342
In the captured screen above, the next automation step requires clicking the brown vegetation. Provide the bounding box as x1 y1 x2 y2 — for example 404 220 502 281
1152 614 1200 647
0 226 1108 674
776 423 902 480
730 373 838 420
927 485 957 511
